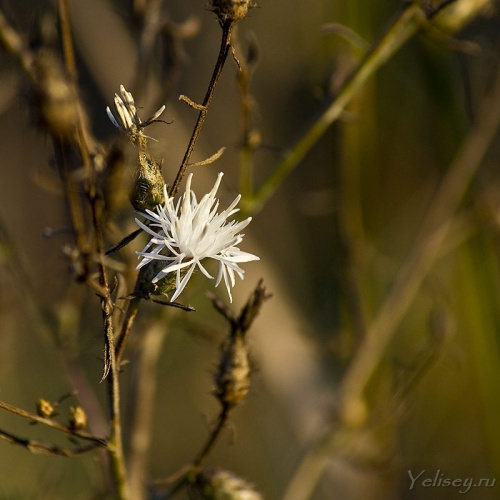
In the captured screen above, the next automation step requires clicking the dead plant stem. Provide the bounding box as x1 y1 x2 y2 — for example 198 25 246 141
170 21 234 197
193 405 231 467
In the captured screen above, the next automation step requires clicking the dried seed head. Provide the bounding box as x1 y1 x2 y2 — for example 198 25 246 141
69 406 87 431
210 0 253 25
214 334 251 408
36 398 55 419
191 468 263 500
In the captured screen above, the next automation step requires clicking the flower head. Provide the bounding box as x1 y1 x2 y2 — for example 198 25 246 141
106 85 165 141
135 172 259 302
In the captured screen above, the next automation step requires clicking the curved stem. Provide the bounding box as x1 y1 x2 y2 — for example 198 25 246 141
169 21 234 197
193 406 231 467
115 295 141 364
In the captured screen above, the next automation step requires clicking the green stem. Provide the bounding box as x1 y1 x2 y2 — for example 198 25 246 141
245 2 425 215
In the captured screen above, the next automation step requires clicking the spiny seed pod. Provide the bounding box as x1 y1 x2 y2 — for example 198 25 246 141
131 152 166 211
36 398 55 419
210 0 252 25
191 468 263 500
214 334 251 408
69 406 87 431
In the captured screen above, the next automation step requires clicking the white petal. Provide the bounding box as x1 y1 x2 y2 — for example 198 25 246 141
170 264 196 302
196 258 214 280
149 104 166 122
106 106 122 130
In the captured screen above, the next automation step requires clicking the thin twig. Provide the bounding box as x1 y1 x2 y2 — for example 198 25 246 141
115 295 141 364
0 400 106 446
106 228 142 256
0 428 102 457
56 3 129 497
169 21 234 197
193 406 231 467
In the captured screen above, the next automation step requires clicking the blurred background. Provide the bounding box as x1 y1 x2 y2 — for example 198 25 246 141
1 0 500 499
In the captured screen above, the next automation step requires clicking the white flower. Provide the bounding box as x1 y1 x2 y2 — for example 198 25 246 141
135 172 259 303
106 84 165 138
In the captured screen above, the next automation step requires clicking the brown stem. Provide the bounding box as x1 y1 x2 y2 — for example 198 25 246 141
115 295 141 364
0 428 102 457
193 405 231 467
169 21 234 197
0 400 106 445
56 3 128 496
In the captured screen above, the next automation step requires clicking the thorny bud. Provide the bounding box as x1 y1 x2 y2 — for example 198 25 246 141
214 333 251 408
69 406 87 431
211 280 270 407
190 468 263 500
210 0 253 25
131 152 166 211
36 398 55 419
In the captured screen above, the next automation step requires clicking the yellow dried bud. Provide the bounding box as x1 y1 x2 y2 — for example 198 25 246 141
210 0 252 25
69 406 87 431
191 468 263 500
131 152 166 211
36 398 55 419
214 334 251 408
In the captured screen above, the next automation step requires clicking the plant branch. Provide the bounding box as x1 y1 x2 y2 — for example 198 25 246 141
56 3 129 497
0 428 102 457
244 1 427 215
193 406 231 467
0 400 106 446
115 295 142 365
169 21 234 197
